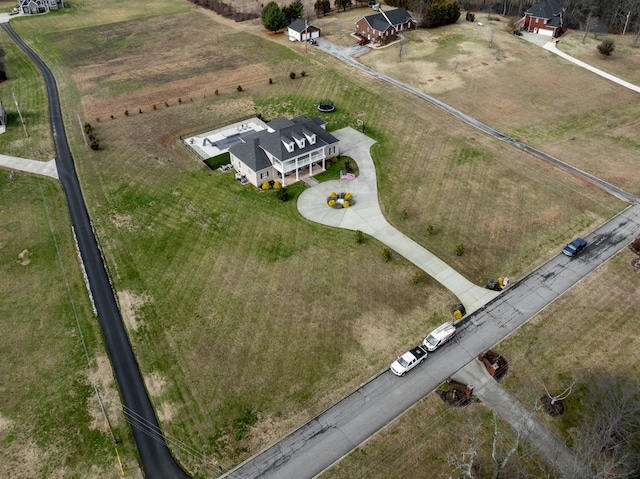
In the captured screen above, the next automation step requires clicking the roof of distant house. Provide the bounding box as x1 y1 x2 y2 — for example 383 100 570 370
360 7 413 33
525 0 564 27
288 18 319 33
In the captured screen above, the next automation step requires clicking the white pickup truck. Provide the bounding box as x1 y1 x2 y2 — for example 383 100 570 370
390 345 427 376
422 322 457 352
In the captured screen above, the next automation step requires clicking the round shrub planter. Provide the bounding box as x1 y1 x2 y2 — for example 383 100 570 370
327 192 355 209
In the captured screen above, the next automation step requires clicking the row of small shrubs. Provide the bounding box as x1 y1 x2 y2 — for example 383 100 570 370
289 71 307 79
261 180 282 190
84 122 100 150
260 181 289 200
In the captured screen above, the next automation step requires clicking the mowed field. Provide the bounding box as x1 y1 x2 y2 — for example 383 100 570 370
0 170 143 478
5 1 639 477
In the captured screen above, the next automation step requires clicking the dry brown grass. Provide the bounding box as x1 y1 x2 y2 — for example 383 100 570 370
348 18 640 195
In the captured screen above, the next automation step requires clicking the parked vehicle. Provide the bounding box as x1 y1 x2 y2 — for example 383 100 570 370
390 345 427 376
307 38 317 45
513 30 523 36
422 322 457 352
562 238 587 257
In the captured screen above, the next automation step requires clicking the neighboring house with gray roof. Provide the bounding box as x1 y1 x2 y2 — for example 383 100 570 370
20 0 64 15
519 0 564 37
228 115 339 187
355 7 415 45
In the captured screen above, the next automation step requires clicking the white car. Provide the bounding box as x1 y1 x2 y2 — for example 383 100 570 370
390 345 427 376
422 322 457 352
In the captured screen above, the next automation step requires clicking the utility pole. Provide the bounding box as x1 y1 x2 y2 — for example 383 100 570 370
622 10 631 35
12 92 28 138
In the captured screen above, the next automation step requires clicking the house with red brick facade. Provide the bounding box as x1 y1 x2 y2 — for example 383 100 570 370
520 0 564 37
355 7 415 45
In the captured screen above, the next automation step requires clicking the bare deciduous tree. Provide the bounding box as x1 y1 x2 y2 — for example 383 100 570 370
397 38 405 62
581 14 600 43
448 418 483 479
540 378 578 406
571 374 640 479
490 412 522 479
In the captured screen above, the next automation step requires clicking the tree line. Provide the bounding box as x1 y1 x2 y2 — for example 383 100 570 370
459 0 640 33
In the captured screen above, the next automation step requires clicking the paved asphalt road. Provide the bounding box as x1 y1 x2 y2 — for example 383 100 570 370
2 23 191 479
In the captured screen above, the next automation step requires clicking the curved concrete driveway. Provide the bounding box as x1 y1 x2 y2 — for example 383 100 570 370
298 127 500 313
543 41 640 94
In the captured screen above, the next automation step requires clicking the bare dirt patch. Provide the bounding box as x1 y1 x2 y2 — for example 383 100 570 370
0 412 13 432
88 355 125 432
144 370 167 397
157 401 178 423
17 248 30 265
117 290 149 332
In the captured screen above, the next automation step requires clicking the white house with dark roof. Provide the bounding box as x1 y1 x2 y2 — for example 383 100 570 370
520 0 564 37
228 115 339 187
20 0 64 15
287 19 321 42
354 7 415 45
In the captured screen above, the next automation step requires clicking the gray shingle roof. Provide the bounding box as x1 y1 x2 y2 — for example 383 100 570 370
288 18 319 33
362 7 413 33
229 116 338 172
525 0 564 26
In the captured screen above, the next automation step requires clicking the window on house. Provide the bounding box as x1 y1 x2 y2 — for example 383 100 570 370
260 171 269 179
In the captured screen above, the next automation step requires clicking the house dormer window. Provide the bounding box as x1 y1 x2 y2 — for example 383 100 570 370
294 137 306 148
304 133 316 145
281 137 295 152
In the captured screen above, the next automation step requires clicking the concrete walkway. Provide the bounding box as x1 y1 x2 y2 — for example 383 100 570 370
453 359 589 479
298 127 500 314
0 154 59 179
543 41 640 94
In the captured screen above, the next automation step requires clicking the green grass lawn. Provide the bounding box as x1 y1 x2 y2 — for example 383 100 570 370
0 171 141 478
3 1 639 477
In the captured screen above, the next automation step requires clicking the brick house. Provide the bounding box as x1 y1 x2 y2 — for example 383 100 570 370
229 116 340 187
355 7 415 45
520 0 564 37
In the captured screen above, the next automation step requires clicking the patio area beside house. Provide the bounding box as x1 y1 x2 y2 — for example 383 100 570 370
183 117 269 160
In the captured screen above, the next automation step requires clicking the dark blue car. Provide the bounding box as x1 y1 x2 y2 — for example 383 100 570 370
563 238 587 257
